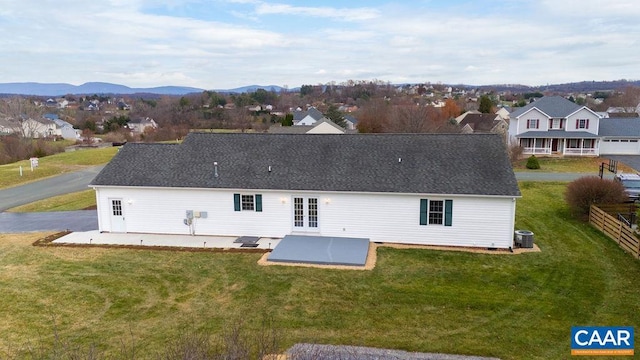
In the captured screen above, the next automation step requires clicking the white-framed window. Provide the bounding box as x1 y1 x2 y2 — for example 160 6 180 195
420 199 452 226
550 118 563 129
583 139 594 148
233 193 263 212
241 195 254 211
526 119 539 129
576 119 589 129
567 139 580 148
428 200 444 225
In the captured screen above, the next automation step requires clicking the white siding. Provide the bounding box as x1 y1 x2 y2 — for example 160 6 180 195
600 139 640 155
307 122 344 134
508 118 519 139
566 108 599 135
95 187 517 249
296 115 317 126
515 108 548 134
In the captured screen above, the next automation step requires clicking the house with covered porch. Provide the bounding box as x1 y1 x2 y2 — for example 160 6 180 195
509 96 601 156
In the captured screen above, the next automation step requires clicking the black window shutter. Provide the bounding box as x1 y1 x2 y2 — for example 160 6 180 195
444 200 453 226
255 194 262 212
234 193 240 211
420 199 428 225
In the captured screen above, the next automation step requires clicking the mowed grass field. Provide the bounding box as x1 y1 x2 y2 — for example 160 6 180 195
0 146 119 189
1 182 639 359
512 156 635 173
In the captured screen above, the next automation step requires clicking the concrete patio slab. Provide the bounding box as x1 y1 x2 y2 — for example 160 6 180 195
53 230 281 250
267 235 370 266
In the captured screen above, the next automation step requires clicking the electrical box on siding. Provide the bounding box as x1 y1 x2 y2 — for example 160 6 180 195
200 211 207 219
186 210 193 219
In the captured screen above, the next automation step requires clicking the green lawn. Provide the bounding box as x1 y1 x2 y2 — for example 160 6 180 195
0 146 119 189
7 190 96 212
513 156 634 173
1 182 639 359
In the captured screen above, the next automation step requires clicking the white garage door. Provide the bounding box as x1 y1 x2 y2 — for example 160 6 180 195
600 139 640 155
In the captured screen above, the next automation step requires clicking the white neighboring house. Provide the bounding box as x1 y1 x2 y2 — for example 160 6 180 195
509 96 602 156
52 119 80 140
0 118 15 135
90 133 521 249
509 96 640 156
21 118 57 138
343 115 358 130
43 114 80 140
127 117 158 134
496 106 511 121
293 107 326 125
269 118 346 134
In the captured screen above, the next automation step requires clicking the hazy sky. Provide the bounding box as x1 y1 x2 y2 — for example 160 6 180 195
1 0 638 89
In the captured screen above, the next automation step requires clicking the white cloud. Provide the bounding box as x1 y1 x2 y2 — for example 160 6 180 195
254 3 380 21
0 0 638 88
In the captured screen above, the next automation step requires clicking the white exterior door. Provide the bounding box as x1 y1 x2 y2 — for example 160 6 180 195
109 198 126 233
293 197 319 231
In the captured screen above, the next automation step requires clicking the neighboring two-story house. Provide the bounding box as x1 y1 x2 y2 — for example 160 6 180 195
509 96 601 156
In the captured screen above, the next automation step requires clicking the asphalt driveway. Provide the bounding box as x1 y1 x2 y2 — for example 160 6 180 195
0 165 104 212
602 155 640 172
0 210 98 232
0 165 102 232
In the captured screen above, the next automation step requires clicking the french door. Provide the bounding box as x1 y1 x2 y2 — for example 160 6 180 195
293 197 318 230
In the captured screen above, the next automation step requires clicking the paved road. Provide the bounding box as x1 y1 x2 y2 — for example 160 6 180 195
0 211 98 232
0 165 104 212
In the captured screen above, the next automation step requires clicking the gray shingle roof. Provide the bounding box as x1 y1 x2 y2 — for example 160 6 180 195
510 96 583 118
293 107 325 122
91 133 521 197
598 117 640 137
459 113 500 132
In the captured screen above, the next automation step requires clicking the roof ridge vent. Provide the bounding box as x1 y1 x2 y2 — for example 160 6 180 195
214 162 219 178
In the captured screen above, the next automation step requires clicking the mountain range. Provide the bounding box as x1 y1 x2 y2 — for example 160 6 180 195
0 82 289 96
0 80 638 97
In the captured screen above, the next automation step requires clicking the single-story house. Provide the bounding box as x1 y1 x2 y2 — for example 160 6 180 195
90 133 521 249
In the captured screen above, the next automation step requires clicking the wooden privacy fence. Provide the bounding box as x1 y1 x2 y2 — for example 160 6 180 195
589 204 640 259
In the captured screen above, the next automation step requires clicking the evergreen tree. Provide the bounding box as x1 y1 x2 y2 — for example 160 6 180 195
325 104 346 128
479 95 493 113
